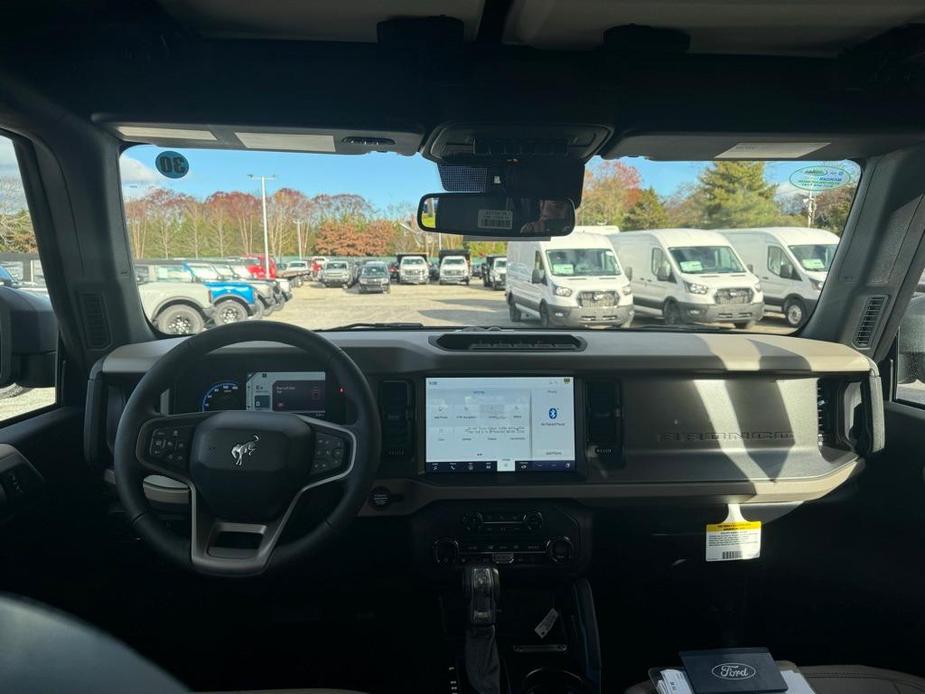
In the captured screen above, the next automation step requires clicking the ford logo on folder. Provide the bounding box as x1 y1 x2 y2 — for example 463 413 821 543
679 648 787 693
711 664 757 681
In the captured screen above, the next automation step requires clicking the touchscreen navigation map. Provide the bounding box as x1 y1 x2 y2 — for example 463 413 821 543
245 371 326 416
425 376 575 473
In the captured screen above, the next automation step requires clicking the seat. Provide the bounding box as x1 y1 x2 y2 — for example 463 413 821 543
626 661 925 694
0 594 370 694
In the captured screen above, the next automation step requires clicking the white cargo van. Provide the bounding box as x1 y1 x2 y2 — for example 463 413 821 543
608 229 764 328
506 231 633 328
718 227 839 327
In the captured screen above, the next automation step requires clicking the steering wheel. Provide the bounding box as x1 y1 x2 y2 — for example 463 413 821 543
113 321 381 577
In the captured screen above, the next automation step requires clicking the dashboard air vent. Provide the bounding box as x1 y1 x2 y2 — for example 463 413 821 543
853 296 887 349
80 293 111 349
817 379 836 448
379 380 414 461
434 333 584 352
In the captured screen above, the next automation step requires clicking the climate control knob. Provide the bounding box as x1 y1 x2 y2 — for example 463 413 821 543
524 511 544 531
433 538 460 567
547 536 574 564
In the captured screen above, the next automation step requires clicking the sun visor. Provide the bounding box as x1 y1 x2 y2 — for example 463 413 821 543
102 122 424 155
604 132 925 161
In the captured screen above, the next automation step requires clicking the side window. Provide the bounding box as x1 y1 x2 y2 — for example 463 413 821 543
0 135 56 422
768 246 785 276
897 287 925 406
650 247 669 280
533 250 543 272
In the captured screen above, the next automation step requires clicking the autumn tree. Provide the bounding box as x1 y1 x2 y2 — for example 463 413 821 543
203 192 235 257
576 161 642 226
813 185 854 234
0 177 35 253
267 188 313 258
622 187 669 230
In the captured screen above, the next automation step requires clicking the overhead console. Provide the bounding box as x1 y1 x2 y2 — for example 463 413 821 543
88 331 882 515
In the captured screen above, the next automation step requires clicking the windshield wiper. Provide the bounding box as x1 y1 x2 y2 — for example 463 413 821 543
324 322 425 330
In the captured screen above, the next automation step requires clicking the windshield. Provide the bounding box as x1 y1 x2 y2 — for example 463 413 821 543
187 264 221 281
119 147 860 333
362 265 387 276
545 249 620 277
154 265 194 282
790 244 837 272
669 246 744 274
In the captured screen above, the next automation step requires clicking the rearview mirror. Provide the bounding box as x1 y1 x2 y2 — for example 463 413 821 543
780 262 795 280
418 193 575 238
625 267 633 281
531 268 546 284
656 266 672 282
0 287 57 388
747 263 754 273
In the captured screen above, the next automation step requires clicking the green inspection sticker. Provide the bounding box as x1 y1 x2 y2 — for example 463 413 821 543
789 165 851 192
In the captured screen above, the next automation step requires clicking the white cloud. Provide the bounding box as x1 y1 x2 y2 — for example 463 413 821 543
121 156 161 186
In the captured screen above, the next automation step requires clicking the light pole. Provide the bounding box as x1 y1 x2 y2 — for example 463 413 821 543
249 174 276 278
295 219 303 260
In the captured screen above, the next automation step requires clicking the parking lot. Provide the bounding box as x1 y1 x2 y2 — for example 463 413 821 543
278 279 794 333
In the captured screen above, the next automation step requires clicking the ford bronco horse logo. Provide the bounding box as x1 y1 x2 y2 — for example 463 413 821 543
231 435 259 466
711 663 757 681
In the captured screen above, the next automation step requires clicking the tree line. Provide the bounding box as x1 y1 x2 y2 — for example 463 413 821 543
578 160 854 233
0 160 856 258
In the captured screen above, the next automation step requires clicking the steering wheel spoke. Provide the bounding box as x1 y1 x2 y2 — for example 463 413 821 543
137 412 216 479
190 487 290 575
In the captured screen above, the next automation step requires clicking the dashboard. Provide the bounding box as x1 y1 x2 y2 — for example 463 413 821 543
86 330 882 517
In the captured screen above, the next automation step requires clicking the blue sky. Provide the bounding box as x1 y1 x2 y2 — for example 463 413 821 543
120 144 860 208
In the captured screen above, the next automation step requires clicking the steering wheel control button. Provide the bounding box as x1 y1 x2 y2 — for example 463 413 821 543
311 432 348 476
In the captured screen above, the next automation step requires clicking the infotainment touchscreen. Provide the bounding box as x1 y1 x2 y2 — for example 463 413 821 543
425 376 575 473
245 371 326 416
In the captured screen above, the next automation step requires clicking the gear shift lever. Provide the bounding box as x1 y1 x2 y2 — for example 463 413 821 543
463 564 501 694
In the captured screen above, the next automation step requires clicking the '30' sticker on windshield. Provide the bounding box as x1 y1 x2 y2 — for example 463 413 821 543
155 151 189 179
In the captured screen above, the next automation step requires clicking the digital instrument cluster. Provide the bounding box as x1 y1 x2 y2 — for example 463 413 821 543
197 371 327 418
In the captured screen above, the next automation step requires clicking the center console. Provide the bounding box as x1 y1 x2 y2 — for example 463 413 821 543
415 502 590 573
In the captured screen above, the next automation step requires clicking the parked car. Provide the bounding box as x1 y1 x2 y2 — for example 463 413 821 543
609 228 764 329
185 262 266 323
279 259 310 286
397 253 429 284
438 249 470 285
240 255 278 280
388 261 401 283
486 256 507 290
309 256 327 280
507 231 633 327
428 261 440 282
718 227 839 327
357 261 391 294
320 259 350 287
210 261 283 318
136 278 215 335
